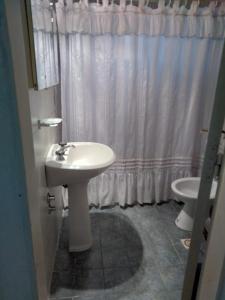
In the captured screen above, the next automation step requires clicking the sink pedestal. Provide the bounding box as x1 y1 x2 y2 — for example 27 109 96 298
68 183 92 252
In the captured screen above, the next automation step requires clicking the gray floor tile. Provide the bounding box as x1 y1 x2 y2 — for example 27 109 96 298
164 219 191 245
90 212 102 227
132 265 166 294
54 249 75 272
50 269 105 298
173 241 189 264
107 263 166 299
153 241 181 268
50 271 77 298
49 297 73 300
90 214 102 248
74 269 104 290
126 245 143 267
91 230 101 250
148 225 173 248
102 247 130 268
62 217 69 232
169 289 182 300
72 293 105 300
133 205 160 219
58 233 69 250
156 201 181 220
99 213 121 233
51 204 188 300
172 201 184 212
73 248 103 270
104 290 135 300
104 267 134 289
101 230 128 250
153 290 172 300
159 264 185 291
58 220 69 250
51 287 78 299
105 288 169 300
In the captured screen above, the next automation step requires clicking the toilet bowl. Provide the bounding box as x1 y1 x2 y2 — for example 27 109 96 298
171 177 218 231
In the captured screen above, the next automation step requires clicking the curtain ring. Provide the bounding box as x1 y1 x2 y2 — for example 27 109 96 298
210 0 218 10
173 0 180 9
138 0 145 9
215 0 219 8
187 0 193 8
120 0 126 9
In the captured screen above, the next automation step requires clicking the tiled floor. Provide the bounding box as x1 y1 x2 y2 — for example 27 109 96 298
50 201 191 300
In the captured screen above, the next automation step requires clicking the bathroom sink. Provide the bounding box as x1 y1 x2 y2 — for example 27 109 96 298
171 177 218 231
46 142 116 186
45 142 116 252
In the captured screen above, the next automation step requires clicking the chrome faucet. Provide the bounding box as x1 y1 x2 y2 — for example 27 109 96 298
55 142 75 161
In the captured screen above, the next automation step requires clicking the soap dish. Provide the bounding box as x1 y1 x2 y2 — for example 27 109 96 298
38 118 62 128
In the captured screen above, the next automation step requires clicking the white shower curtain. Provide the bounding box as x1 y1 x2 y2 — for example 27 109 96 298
57 0 224 206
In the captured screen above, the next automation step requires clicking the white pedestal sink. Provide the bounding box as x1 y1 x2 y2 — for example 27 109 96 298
171 177 218 231
45 142 116 251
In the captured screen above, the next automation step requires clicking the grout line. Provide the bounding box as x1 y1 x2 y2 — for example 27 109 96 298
49 297 73 300
99 219 106 289
171 241 186 265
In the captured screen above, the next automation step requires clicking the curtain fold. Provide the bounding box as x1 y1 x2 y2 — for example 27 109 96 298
57 2 224 206
56 0 225 38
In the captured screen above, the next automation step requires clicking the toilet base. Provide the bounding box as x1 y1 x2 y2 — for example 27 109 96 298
175 209 193 231
175 201 195 231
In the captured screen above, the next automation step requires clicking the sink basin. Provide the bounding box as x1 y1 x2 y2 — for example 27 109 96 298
171 177 218 231
45 142 116 251
46 142 116 186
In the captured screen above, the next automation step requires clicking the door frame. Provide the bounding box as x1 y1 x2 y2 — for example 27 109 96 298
182 45 225 299
4 0 49 299
0 1 38 299
197 148 225 299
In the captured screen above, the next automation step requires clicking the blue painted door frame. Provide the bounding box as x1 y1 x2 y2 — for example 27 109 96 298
0 1 38 300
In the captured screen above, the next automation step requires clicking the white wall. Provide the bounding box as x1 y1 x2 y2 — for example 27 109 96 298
29 87 63 288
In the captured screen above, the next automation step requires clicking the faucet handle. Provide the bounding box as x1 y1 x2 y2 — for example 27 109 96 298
59 142 67 147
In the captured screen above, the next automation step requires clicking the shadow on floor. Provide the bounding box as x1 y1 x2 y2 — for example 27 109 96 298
50 212 143 295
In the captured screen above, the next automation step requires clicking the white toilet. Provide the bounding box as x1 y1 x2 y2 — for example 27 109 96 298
171 177 218 231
